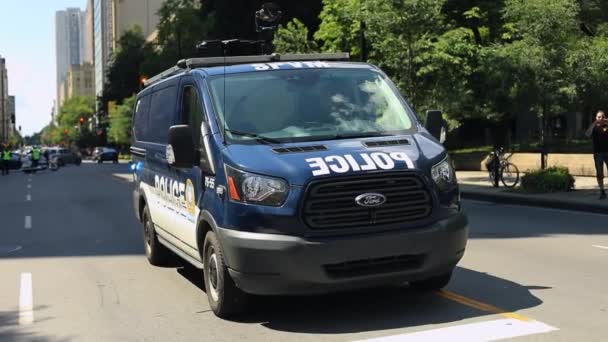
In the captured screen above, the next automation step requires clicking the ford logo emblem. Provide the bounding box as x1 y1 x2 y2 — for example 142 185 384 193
355 193 386 207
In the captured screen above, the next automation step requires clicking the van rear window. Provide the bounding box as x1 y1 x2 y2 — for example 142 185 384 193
134 86 177 144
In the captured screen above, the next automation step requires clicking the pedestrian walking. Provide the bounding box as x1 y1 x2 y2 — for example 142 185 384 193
1 143 11 176
585 110 608 199
31 145 41 171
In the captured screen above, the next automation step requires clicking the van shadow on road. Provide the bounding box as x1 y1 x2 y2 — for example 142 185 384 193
0 306 72 342
177 264 546 335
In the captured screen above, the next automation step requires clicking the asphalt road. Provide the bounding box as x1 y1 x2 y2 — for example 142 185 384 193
0 164 607 341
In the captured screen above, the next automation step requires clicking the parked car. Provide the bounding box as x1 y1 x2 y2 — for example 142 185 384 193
46 148 82 166
21 154 48 173
93 147 119 163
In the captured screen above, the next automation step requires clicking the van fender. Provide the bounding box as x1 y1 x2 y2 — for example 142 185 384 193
134 185 149 223
196 210 221 263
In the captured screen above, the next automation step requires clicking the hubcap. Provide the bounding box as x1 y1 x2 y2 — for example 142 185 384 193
208 252 220 302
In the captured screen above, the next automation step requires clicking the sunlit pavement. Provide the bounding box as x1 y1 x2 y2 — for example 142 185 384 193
1 164 607 341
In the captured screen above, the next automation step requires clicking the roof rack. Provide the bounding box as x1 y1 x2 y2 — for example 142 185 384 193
143 52 350 87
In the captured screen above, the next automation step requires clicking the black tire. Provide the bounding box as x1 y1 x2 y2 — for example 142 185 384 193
500 163 520 188
203 231 248 318
410 271 453 291
75 158 82 166
97 159 102 164
113 159 118 164
142 205 170 266
58 159 65 167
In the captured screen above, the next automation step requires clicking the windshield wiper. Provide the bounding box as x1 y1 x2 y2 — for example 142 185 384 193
225 129 282 144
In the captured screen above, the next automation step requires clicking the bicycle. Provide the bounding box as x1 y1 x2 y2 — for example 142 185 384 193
486 148 520 188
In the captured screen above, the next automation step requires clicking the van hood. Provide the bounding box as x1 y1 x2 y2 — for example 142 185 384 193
222 133 446 186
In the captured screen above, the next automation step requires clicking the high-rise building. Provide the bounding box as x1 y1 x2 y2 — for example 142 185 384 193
0 56 13 142
8 96 15 134
93 0 164 98
58 80 67 108
66 63 95 101
84 0 95 64
94 0 113 98
56 8 84 106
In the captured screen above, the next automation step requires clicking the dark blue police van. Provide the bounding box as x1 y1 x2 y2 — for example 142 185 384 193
130 52 468 318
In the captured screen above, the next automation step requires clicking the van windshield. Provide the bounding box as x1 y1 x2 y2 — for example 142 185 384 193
208 68 415 143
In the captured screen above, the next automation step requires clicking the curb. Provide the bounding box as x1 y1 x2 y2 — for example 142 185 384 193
461 189 608 215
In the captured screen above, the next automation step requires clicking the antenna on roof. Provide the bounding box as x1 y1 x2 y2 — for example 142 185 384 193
255 2 282 54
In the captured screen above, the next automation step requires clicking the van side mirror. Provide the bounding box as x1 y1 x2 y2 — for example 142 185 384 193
424 110 446 144
167 125 195 168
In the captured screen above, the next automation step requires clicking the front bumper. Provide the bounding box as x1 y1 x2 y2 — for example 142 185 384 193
217 212 468 295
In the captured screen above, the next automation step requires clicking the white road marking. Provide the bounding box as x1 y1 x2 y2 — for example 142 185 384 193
592 245 608 250
25 216 32 229
355 319 557 342
27 184 31 189
26 194 31 201
19 273 34 325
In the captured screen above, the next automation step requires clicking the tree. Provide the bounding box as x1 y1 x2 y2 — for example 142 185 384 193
54 96 96 148
568 35 608 121
108 96 136 146
416 27 479 121
103 27 152 104
501 0 580 145
274 19 318 53
315 0 362 58
57 96 95 128
443 1 506 44
156 0 213 61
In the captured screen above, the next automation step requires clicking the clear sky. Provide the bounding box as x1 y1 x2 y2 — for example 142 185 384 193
0 0 86 136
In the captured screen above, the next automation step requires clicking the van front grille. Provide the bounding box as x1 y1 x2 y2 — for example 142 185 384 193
302 172 433 230
324 254 425 278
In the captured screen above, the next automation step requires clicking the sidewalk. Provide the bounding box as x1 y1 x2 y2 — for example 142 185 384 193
457 171 608 214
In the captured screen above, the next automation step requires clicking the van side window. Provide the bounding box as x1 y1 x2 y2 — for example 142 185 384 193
148 86 177 144
133 95 151 142
182 86 204 147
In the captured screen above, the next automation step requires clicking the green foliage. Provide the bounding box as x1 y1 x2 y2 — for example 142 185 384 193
82 0 608 149
156 0 212 61
43 96 97 148
416 27 479 119
520 166 575 193
103 27 152 104
567 35 608 116
315 0 362 57
274 19 318 53
57 96 95 127
108 96 136 146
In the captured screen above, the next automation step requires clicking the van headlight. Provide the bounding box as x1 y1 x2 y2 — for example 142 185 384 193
431 156 456 191
225 165 288 206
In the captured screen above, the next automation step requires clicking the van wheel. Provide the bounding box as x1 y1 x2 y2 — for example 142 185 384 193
142 205 170 266
203 231 248 318
410 271 453 291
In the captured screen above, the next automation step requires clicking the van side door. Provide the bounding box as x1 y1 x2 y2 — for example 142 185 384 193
164 77 209 259
134 84 179 236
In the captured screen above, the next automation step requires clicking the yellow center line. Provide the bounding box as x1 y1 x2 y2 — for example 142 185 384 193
437 290 532 322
